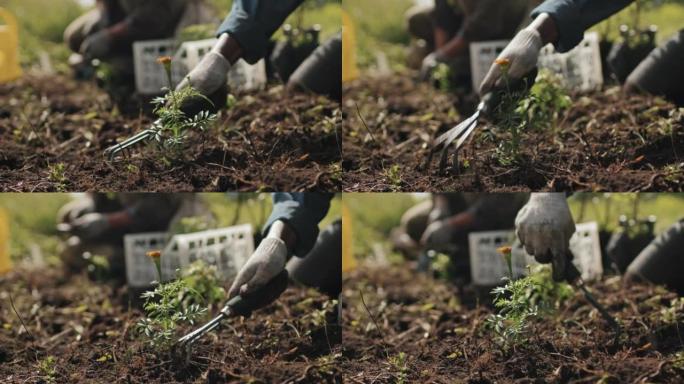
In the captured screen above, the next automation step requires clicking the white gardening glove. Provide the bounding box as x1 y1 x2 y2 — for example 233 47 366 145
420 219 453 250
515 193 575 281
479 28 543 95
228 237 288 299
176 51 231 97
80 29 112 59
70 213 110 240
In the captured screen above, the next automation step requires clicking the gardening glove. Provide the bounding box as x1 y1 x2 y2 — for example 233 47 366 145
80 29 112 59
228 237 288 299
420 51 446 82
421 219 453 250
176 51 232 97
515 193 575 282
479 28 543 96
70 213 111 240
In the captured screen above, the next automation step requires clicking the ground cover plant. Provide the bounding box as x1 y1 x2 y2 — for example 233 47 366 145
341 265 684 383
343 73 683 192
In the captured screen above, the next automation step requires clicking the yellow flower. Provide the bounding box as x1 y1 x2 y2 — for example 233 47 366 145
156 56 172 65
497 246 512 255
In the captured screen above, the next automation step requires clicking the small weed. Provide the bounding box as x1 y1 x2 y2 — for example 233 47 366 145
37 355 57 383
388 352 409 384
329 163 342 183
383 165 402 191
431 63 454 93
47 163 67 191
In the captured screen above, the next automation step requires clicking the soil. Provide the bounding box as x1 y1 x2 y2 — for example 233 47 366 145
341 265 684 383
0 74 341 192
0 267 342 383
342 74 684 192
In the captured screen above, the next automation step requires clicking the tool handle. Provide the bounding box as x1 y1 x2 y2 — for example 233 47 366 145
224 269 289 317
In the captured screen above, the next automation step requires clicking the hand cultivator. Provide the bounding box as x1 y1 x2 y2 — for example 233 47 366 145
103 120 163 161
425 69 537 174
176 270 289 350
564 254 622 344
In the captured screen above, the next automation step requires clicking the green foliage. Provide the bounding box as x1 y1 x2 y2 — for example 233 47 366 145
388 352 409 384
485 265 573 352
47 162 67 191
383 164 402 191
136 261 228 350
136 277 207 350
37 355 57 384
487 70 570 166
150 84 218 159
180 261 226 311
432 63 454 93
169 216 214 236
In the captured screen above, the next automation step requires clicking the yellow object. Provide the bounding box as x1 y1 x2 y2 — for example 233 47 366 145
0 7 23 83
342 203 356 273
0 207 11 274
342 9 359 83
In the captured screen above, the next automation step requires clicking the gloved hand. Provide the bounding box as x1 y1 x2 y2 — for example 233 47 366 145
70 213 110 240
420 219 453 249
420 51 446 81
228 237 288 299
515 193 575 281
479 28 543 95
176 51 231 96
80 29 112 59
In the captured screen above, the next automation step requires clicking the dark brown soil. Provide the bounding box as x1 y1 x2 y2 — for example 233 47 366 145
341 265 684 383
0 75 341 192
0 267 341 383
343 74 684 192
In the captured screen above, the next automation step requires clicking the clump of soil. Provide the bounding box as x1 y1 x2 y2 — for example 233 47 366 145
341 265 684 383
0 74 341 192
0 267 341 383
343 74 684 192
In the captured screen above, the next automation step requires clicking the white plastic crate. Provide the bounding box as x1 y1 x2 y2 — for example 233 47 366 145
124 231 169 288
538 32 603 92
469 32 603 93
133 38 267 95
124 224 254 288
468 222 603 286
469 39 509 92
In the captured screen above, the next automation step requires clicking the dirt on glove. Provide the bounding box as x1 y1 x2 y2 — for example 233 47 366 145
0 267 341 383
343 74 684 192
341 265 684 383
0 74 341 192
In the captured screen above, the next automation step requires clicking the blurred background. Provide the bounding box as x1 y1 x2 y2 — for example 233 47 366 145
0 193 340 268
343 0 684 72
0 0 341 73
344 193 684 263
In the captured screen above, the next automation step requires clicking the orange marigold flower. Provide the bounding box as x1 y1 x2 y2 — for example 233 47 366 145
156 56 172 65
146 250 162 260
497 246 512 255
494 58 511 67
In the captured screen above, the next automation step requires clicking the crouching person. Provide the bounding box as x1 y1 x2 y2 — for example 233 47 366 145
57 193 213 282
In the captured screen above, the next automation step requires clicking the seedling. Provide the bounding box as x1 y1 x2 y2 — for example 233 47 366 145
37 355 57 384
47 162 67 192
136 250 208 351
485 247 573 351
486 67 569 165
388 352 409 384
105 56 217 162
383 164 402 191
